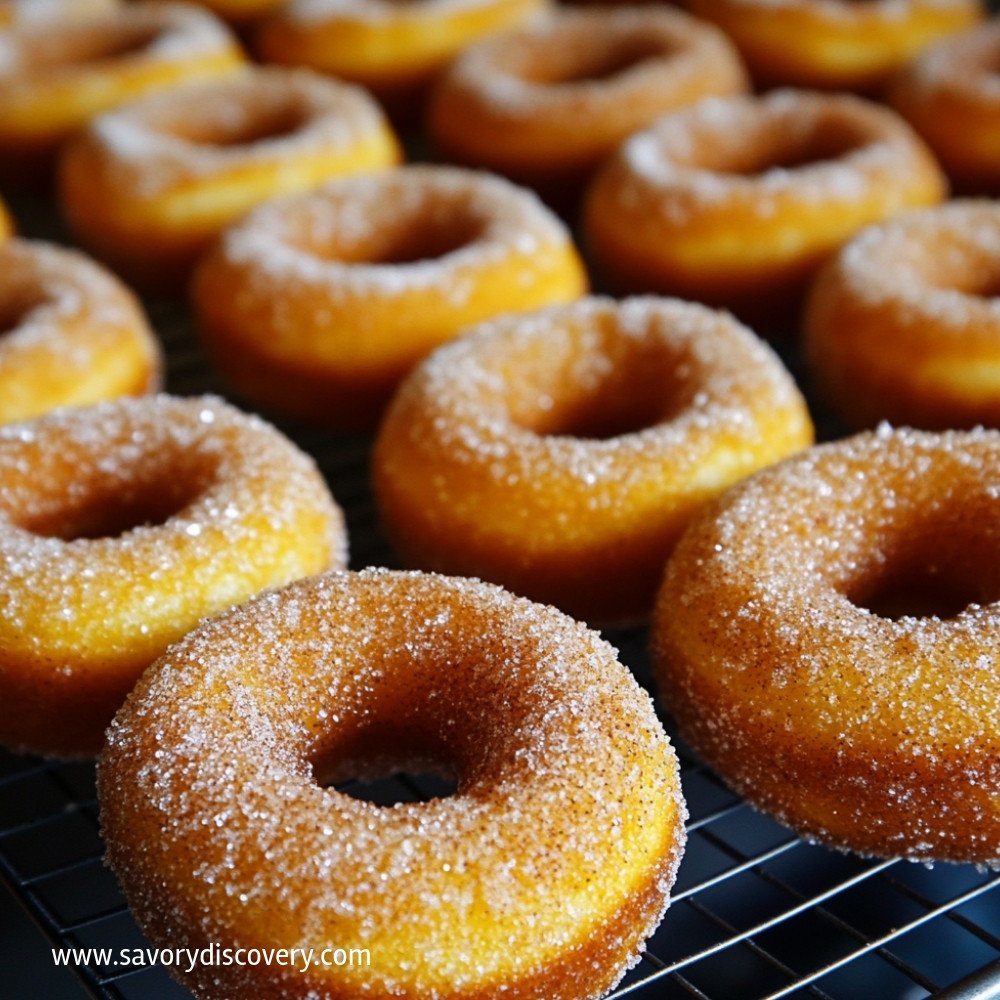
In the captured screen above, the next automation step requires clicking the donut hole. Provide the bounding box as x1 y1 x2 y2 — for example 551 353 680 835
161 102 313 149
18 464 215 540
503 326 700 439
0 292 44 337
510 34 674 86
845 517 1000 620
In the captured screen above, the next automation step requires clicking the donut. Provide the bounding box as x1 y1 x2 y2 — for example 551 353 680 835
373 296 813 626
192 165 588 429
805 200 1000 431
583 90 947 328
0 394 347 757
59 66 402 293
0 1 245 186
0 0 119 27
888 20 1000 194
99 567 687 1000
255 0 549 115
426 5 749 207
685 0 982 91
651 426 1000 865
0 239 162 425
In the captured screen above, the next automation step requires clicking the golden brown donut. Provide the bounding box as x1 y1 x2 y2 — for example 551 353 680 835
583 89 947 327
805 200 1000 430
59 66 401 293
256 0 549 114
0 1 245 185
0 0 119 27
888 19 1000 194
192 165 588 428
652 425 1000 864
373 296 813 626
0 238 162 425
427 5 748 205
685 0 982 91
100 567 687 1000
0 394 347 757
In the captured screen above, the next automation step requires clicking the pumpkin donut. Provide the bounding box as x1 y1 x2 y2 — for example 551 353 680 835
685 0 982 91
805 199 1000 430
59 66 401 293
373 296 813 626
0 238 162 425
427 5 748 206
100 567 687 1000
0 394 346 757
652 426 1000 865
0 0 245 185
888 19 1000 194
583 89 947 328
192 165 588 428
255 0 549 115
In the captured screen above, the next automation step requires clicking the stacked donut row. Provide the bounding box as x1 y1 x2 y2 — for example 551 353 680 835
1 1 999 999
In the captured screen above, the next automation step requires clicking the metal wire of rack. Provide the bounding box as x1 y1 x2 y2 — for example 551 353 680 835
1 196 1000 1000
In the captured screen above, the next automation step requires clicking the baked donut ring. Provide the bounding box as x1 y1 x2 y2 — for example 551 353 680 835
256 0 549 114
373 296 813 625
427 5 748 205
888 19 1000 194
59 66 401 293
0 239 161 425
192 165 588 428
805 200 1000 430
652 425 1000 865
100 568 686 1000
583 89 947 327
686 0 982 91
0 1 245 185
0 394 346 757
0 0 119 27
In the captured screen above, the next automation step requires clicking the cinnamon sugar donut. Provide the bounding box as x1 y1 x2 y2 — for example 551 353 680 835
192 165 588 428
256 0 549 113
0 394 346 757
583 90 947 326
59 66 401 293
100 568 686 1000
686 0 982 91
427 5 748 204
0 0 119 27
805 200 1000 430
0 239 162 425
888 19 1000 194
0 1 245 185
652 426 1000 864
373 296 813 626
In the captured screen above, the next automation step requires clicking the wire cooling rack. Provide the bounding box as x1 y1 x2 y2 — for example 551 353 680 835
2 196 1000 1000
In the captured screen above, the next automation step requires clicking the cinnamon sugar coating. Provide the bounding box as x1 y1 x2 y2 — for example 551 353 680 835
0 394 346 756
652 426 1000 864
100 568 686 1000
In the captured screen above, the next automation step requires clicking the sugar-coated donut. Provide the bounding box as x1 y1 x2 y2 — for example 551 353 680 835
427 5 748 205
0 1 245 185
686 0 982 91
0 394 347 757
373 296 813 626
652 426 1000 864
59 66 401 293
805 200 1000 430
0 239 162 425
256 0 549 112
0 0 119 27
888 20 1000 194
100 567 687 1000
583 90 947 327
193 165 588 428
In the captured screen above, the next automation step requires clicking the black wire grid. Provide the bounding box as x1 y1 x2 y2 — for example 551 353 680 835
1 204 1000 1000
